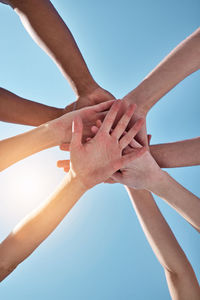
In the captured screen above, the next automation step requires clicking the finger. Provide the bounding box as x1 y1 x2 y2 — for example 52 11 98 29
94 99 115 112
60 143 70 151
135 123 148 147
99 101 121 133
147 134 152 145
119 118 144 149
71 115 83 148
96 119 102 128
91 126 99 134
64 166 70 173
129 139 142 148
57 159 70 168
96 111 107 122
121 147 147 167
111 104 136 139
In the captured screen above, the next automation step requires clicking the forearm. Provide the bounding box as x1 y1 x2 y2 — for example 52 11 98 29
9 0 98 96
0 175 86 281
126 187 200 299
150 137 200 168
0 88 64 126
124 27 200 113
126 188 188 272
0 122 60 171
149 171 200 232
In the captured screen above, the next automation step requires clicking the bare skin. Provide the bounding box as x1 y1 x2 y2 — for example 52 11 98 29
72 121 200 231
0 0 114 125
117 27 200 146
126 188 200 300
57 121 200 299
0 101 145 282
58 117 200 170
112 145 200 232
0 100 115 171
150 137 200 168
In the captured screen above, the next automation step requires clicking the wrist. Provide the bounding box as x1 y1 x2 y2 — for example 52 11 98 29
123 78 156 115
47 111 72 145
76 79 99 97
67 170 88 194
47 107 66 121
146 170 168 192
38 123 58 148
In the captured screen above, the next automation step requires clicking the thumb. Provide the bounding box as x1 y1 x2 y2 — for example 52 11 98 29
71 115 83 148
60 143 70 151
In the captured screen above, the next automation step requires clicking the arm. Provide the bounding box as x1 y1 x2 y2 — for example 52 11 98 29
6 0 114 109
150 137 200 168
0 87 65 126
0 101 145 282
0 175 85 282
112 148 200 232
58 136 200 170
0 100 115 171
119 27 200 145
126 188 200 300
124 27 200 113
148 170 200 232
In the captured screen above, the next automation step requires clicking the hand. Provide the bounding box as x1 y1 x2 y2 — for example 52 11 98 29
63 101 146 189
48 100 115 145
112 97 148 147
64 86 115 113
111 138 164 190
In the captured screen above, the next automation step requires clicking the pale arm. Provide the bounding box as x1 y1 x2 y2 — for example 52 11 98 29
119 27 200 146
0 102 145 282
0 123 57 171
126 188 200 300
124 27 200 113
112 149 200 232
0 87 65 126
0 100 115 171
150 137 200 168
148 171 200 232
0 175 86 282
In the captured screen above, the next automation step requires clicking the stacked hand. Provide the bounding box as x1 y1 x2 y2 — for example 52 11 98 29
64 86 115 113
59 101 146 189
48 100 115 145
57 102 162 191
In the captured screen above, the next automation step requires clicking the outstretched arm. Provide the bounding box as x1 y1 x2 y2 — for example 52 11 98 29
124 27 200 113
5 0 114 110
126 188 200 300
0 87 65 126
112 147 200 232
0 101 145 282
150 137 200 168
0 100 115 171
0 175 86 282
118 27 200 145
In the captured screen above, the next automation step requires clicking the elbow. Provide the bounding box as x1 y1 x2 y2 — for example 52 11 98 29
0 261 18 282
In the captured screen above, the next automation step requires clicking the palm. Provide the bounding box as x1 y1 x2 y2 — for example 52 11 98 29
70 133 122 188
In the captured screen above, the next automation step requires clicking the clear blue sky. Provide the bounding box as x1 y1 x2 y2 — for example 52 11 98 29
0 1 199 299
